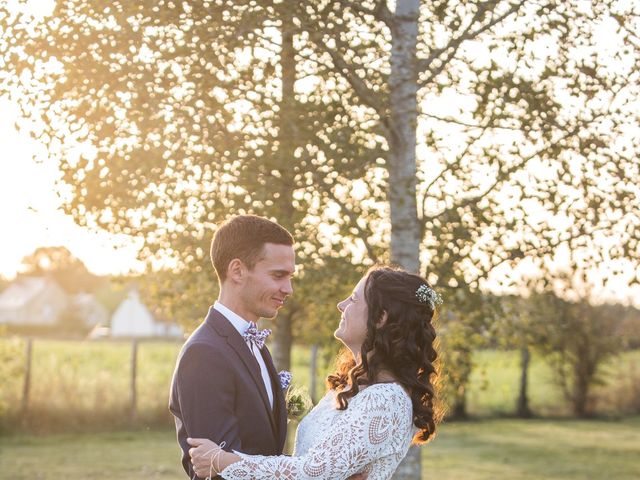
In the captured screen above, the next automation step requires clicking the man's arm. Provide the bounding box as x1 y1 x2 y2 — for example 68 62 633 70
176 343 241 477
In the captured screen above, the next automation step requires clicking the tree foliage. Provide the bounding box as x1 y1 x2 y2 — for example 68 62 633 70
1 1 389 370
18 246 101 294
530 290 626 417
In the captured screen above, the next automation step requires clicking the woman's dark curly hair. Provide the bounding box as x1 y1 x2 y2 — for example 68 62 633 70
326 266 442 444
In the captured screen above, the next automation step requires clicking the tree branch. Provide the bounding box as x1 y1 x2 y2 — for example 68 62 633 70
424 74 631 225
419 111 496 237
419 112 522 131
299 4 386 117
424 123 586 224
295 50 338 76
418 1 527 86
332 194 381 263
310 170 380 263
339 0 393 27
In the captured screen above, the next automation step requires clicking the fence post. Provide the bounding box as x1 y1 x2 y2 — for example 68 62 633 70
130 339 138 424
21 337 33 417
310 344 318 403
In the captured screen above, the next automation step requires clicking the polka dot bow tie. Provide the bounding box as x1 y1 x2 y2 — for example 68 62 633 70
243 321 272 350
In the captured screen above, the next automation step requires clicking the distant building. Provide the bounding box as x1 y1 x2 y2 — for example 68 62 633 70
110 288 182 338
72 292 110 327
0 278 182 338
0 277 68 326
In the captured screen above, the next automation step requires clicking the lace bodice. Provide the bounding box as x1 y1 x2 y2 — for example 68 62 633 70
220 383 415 480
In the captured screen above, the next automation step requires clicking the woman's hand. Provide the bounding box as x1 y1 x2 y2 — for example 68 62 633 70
187 437 222 478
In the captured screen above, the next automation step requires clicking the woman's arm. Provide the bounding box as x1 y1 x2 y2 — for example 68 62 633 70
191 384 412 480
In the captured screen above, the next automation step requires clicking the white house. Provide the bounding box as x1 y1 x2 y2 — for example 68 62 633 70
110 288 182 338
0 277 68 326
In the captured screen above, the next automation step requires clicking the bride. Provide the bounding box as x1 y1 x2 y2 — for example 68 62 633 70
188 265 442 480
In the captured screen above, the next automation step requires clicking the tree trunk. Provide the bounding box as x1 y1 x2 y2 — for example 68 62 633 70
452 387 467 419
516 345 532 418
572 361 590 417
388 0 421 274
271 309 293 371
392 447 421 479
270 8 297 374
388 1 422 478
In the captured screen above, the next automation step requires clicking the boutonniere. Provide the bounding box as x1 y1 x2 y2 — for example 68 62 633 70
278 370 292 390
278 370 312 422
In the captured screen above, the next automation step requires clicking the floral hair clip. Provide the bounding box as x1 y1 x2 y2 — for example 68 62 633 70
415 284 443 309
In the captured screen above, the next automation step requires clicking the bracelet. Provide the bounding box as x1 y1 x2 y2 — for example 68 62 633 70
202 446 218 480
213 449 224 476
205 441 227 479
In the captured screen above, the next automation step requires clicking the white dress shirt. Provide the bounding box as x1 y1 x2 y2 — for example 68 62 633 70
213 301 274 409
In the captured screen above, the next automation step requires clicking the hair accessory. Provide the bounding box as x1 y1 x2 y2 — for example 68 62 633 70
415 284 443 309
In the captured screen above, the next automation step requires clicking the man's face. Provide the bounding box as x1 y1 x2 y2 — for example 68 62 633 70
240 243 296 321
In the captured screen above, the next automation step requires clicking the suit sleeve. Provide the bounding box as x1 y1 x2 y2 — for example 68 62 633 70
176 343 242 473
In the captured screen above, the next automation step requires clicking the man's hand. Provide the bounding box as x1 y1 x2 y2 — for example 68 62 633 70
187 437 220 478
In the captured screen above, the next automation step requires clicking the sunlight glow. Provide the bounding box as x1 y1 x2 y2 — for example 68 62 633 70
0 97 144 279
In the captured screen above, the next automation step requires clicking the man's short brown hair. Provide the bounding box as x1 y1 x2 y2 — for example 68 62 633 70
210 215 294 282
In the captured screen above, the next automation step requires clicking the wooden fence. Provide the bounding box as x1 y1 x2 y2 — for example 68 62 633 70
16 337 321 423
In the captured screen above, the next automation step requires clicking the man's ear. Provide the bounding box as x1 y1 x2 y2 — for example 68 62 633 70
227 258 245 283
377 310 388 327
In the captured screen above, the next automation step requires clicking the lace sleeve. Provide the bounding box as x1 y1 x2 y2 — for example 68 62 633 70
220 384 412 480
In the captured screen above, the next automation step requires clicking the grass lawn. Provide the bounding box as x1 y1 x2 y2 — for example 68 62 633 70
2 418 639 480
424 417 640 480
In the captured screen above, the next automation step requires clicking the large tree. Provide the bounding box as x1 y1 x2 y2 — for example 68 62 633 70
529 289 626 417
1 0 386 368
290 0 640 474
291 0 640 290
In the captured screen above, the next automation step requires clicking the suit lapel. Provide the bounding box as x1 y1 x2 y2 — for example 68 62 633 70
206 308 278 440
261 346 288 452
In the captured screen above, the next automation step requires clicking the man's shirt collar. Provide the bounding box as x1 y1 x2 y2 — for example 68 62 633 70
213 301 251 337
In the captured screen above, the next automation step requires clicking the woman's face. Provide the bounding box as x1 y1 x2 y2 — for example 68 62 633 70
335 275 369 354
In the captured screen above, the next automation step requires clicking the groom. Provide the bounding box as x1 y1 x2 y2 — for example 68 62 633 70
169 215 295 479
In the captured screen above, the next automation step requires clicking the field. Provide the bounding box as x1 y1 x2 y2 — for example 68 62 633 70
466 349 640 417
1 338 639 478
1 337 639 432
1 418 639 479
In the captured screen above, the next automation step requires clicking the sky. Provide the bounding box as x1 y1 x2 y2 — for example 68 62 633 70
0 97 144 279
0 0 148 280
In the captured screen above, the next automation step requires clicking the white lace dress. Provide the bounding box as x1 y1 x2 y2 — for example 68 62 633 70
220 383 415 480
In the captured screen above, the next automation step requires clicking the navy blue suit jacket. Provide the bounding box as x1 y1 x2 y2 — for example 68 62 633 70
169 307 287 479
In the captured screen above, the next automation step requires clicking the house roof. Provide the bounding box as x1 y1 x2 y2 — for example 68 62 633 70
72 292 108 310
0 277 61 310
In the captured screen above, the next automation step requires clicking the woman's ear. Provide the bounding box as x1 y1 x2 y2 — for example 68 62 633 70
377 310 388 327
